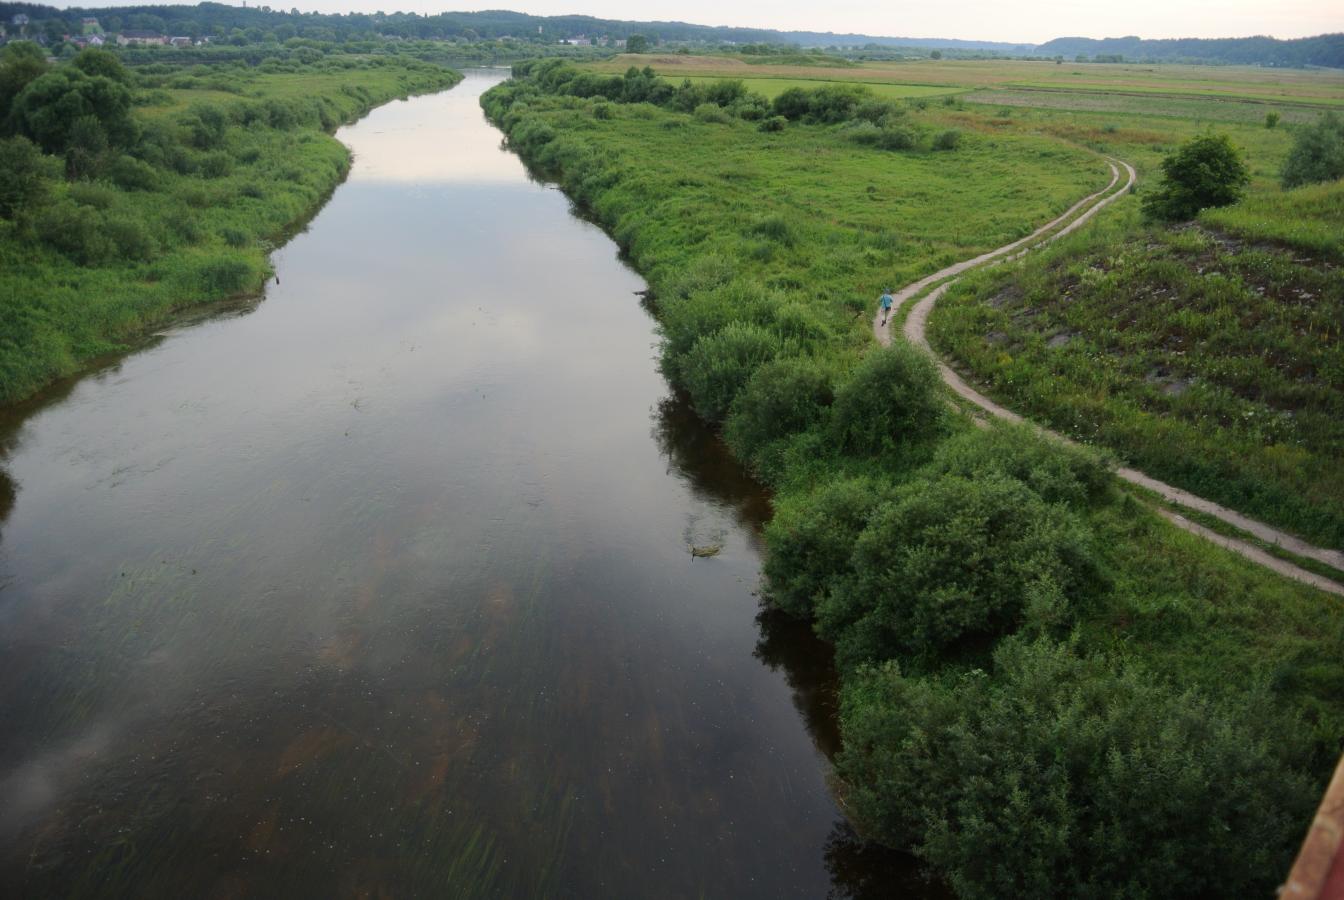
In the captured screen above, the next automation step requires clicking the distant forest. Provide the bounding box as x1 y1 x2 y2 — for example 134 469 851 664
0 2 1340 67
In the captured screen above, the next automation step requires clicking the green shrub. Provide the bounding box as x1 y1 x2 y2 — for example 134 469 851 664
0 135 59 218
926 424 1111 507
1265 111 1280 129
757 115 787 133
103 216 158 262
838 637 1317 899
693 102 732 124
763 476 900 619
725 357 834 463
659 277 774 369
830 343 944 455
35 201 113 265
199 150 234 178
1281 111 1344 188
818 473 1096 665
1142 133 1249 222
680 322 783 422
106 154 159 191
67 181 118 210
592 101 614 120
193 254 256 295
932 129 963 151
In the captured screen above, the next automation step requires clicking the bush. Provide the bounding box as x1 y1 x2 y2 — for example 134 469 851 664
35 201 113 265
219 226 250 248
1280 111 1344 188
838 637 1317 899
932 129 962 151
658 276 774 370
199 151 234 178
67 180 118 210
758 115 787 133
818 473 1096 665
725 357 834 463
830 343 944 455
680 322 783 423
926 424 1112 507
104 216 158 262
763 476 900 619
748 214 796 246
1141 133 1249 222
1265 111 1280 129
0 135 59 219
106 154 159 191
693 102 732 124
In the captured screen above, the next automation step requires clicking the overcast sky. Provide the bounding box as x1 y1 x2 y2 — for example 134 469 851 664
62 0 1342 44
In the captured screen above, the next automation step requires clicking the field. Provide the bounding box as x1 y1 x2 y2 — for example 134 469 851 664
587 53 1344 102
486 57 1344 896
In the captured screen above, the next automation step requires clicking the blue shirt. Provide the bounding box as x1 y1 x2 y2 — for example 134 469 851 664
879 293 894 309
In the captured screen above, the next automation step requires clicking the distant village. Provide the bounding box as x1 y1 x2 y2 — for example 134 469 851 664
1 13 207 50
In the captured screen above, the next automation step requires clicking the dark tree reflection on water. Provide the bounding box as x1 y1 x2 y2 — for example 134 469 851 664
651 392 948 898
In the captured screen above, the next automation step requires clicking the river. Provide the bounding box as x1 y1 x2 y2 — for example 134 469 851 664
0 70 930 898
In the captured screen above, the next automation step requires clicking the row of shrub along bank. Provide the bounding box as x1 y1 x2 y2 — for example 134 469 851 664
482 60 1344 899
0 45 461 405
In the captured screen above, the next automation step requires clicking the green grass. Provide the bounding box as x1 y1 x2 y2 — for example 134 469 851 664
0 56 461 405
929 190 1344 548
963 89 1330 125
667 75 963 101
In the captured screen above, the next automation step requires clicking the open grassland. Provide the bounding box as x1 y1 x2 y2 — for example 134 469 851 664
484 61 1344 898
0 56 461 404
587 53 1344 104
662 74 960 101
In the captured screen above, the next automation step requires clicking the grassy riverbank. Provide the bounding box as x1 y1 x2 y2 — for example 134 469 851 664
0 50 460 405
483 59 1344 898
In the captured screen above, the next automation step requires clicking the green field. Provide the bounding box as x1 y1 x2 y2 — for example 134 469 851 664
668 74 963 101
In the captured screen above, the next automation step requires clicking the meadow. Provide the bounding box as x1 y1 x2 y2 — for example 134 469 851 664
0 48 461 404
485 58 1344 897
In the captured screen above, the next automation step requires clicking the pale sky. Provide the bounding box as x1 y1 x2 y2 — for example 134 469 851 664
63 0 1344 44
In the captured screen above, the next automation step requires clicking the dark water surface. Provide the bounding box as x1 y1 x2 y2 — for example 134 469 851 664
0 71 928 898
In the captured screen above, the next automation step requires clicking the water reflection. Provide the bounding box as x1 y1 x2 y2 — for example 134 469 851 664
0 69 941 898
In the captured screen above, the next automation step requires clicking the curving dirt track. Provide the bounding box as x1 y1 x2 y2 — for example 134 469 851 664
873 157 1344 597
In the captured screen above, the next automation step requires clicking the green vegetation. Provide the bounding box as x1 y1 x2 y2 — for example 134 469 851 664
1281 111 1344 188
1141 133 1249 221
931 191 1343 548
0 44 459 403
484 59 1344 897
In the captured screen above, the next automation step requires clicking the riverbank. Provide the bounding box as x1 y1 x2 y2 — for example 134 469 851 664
482 60 1344 898
0 52 461 405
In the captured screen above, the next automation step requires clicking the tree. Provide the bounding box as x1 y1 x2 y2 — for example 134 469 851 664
8 69 139 156
929 50 942 59
1141 133 1249 222
0 135 59 218
71 48 132 84
0 41 49 119
626 33 649 53
1281 111 1344 188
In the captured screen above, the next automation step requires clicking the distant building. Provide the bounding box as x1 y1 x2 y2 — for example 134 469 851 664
169 36 192 47
561 35 591 46
11 13 29 27
88 34 105 46
117 31 168 46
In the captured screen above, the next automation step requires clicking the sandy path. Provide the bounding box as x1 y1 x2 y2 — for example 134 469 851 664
873 158 1344 597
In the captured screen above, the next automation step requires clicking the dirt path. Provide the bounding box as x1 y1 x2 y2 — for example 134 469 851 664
874 158 1344 597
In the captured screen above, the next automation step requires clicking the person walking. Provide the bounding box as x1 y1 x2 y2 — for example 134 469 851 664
879 289 894 326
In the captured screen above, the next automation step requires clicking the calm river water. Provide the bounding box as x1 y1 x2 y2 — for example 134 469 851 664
0 70 931 898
